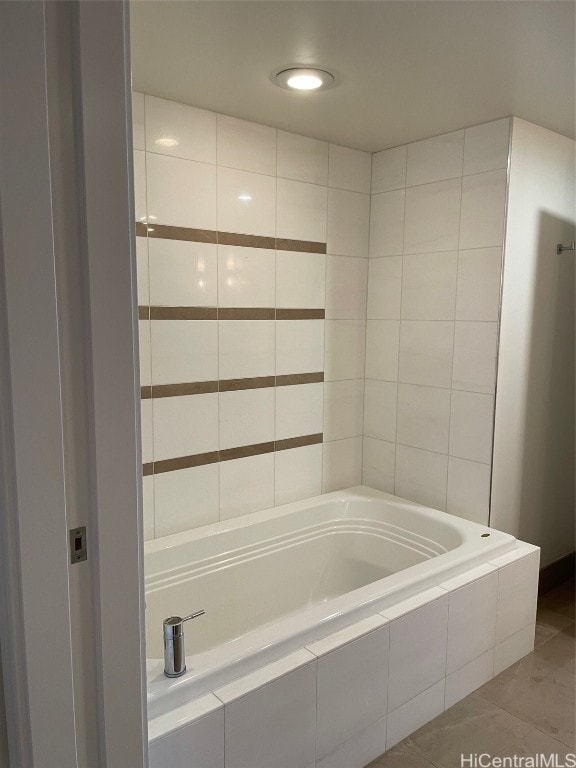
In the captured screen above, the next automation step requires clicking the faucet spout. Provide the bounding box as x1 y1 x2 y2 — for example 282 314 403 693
163 610 205 678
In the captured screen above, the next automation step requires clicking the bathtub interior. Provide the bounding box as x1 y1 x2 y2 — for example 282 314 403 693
144 488 512 667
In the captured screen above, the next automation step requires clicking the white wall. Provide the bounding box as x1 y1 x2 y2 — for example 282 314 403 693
491 119 575 567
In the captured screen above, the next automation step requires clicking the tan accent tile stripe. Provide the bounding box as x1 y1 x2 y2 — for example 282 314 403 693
217 231 276 250
147 382 219 398
149 306 218 320
140 373 324 399
276 309 325 320
276 372 324 386
276 238 326 254
220 441 275 462
146 433 323 475
153 451 220 474
219 376 276 392
148 224 217 244
275 433 323 451
134 222 326 254
218 308 276 320
144 307 325 321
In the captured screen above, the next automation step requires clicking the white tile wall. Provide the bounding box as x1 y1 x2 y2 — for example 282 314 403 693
463 118 511 175
404 179 461 255
328 144 372 193
400 251 457 321
216 114 276 176
365 320 400 381
323 380 364 441
154 465 220 537
447 457 491 524
406 131 464 187
275 383 324 441
396 384 451 454
147 153 217 230
219 454 275 520
132 92 145 151
276 251 326 309
452 322 498 393
364 380 397 443
324 320 367 381
217 167 276 237
276 320 324 375
219 388 275 449
275 444 323 506
145 95 216 164
367 256 402 320
459 170 507 249
395 444 448 510
362 437 395 493
149 240 218 307
277 130 329 185
322 437 363 492
449 391 495 463
398 321 454 388
371 145 407 194
327 188 370 257
369 190 405 258
363 119 509 521
153 394 218 460
277 179 327 242
137 97 510 538
325 256 368 320
456 247 503 322
217 246 275 308
151 320 218 384
219 321 275 379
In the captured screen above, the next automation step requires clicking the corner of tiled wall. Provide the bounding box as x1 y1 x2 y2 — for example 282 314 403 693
362 118 511 525
133 91 371 541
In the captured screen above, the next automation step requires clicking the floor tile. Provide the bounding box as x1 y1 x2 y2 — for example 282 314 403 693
404 694 571 768
476 624 575 747
368 742 437 768
534 606 574 648
539 580 575 620
533 622 575 676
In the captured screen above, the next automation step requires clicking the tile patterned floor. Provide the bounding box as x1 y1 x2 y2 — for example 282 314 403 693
370 579 576 768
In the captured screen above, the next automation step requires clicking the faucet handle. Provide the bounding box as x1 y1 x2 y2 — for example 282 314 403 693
182 610 205 623
163 610 205 640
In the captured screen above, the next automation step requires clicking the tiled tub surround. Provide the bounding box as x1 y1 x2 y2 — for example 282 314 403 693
363 119 510 526
133 92 370 540
145 488 540 768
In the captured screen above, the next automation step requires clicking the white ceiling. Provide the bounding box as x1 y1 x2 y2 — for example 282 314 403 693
130 0 575 152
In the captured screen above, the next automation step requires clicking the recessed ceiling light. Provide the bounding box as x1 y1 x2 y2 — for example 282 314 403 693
274 68 335 91
238 194 252 201
155 137 179 147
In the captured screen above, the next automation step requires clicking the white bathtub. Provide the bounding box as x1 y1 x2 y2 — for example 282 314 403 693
145 486 518 720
